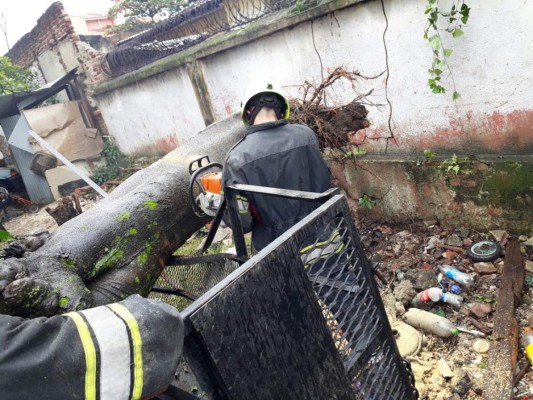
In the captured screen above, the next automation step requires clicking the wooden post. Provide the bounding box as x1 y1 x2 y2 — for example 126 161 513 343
483 239 524 399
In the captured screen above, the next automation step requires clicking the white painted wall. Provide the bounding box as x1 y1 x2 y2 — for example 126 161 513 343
96 0 533 155
96 67 206 154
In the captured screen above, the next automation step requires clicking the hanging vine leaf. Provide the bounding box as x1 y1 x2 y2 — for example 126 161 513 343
424 0 470 101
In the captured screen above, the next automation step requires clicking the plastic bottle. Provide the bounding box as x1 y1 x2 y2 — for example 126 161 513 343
437 265 474 288
410 287 442 308
404 308 459 338
437 273 463 295
440 292 463 307
523 331 533 366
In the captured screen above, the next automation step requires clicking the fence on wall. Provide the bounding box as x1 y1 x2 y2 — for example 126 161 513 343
104 0 305 76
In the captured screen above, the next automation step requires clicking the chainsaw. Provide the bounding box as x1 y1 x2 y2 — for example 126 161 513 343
188 156 223 217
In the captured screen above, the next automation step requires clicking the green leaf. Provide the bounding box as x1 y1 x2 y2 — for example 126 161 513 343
452 28 464 38
435 60 446 70
452 91 461 100
443 48 453 57
0 230 13 241
453 165 460 174
428 34 441 50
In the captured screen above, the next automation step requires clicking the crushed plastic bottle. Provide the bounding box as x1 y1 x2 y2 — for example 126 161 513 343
404 308 459 338
410 287 442 308
437 265 474 288
440 292 463 307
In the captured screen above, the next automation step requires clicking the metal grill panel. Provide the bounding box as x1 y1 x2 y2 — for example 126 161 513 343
157 194 416 399
149 254 242 310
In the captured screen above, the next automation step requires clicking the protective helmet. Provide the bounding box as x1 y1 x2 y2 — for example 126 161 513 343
240 82 290 127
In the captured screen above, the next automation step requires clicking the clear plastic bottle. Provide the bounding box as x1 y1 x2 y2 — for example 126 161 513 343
437 265 474 288
410 287 442 307
523 331 533 366
440 292 463 307
404 308 459 338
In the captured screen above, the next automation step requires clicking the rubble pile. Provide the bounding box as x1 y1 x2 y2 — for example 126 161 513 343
359 221 533 400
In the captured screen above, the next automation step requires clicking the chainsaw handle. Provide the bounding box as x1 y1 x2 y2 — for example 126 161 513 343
188 156 211 175
189 162 223 217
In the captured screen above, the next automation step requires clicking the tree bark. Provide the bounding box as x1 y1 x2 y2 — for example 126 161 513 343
0 114 246 317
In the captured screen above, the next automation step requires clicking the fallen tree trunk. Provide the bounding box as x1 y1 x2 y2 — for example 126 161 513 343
0 114 246 317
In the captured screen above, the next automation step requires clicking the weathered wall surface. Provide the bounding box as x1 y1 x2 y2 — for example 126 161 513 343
97 67 206 154
331 156 533 235
7 2 109 134
95 0 533 157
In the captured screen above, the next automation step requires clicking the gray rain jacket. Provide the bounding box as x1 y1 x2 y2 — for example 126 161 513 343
222 119 330 250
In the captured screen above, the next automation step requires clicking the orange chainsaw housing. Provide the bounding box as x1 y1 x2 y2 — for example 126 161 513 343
199 171 222 195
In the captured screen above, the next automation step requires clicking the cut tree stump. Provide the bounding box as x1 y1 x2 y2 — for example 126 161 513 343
483 239 524 400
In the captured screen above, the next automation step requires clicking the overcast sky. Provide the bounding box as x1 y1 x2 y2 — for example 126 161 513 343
0 0 113 55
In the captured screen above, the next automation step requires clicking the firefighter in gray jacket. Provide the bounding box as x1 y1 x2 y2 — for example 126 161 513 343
221 83 331 251
0 295 184 400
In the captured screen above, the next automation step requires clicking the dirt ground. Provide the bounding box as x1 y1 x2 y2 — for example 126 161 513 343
3 195 98 237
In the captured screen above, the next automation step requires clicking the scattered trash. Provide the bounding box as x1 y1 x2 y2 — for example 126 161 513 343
523 329 533 366
472 338 490 353
438 358 454 379
446 233 464 247
437 265 474 288
441 292 463 307
411 287 442 307
404 308 458 338
456 327 486 338
393 321 423 357
467 240 502 262
437 273 463 294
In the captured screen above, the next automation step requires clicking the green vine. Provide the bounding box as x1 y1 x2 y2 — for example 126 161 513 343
91 139 124 185
424 0 470 100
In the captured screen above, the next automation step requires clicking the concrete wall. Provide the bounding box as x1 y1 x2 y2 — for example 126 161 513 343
94 0 533 157
97 67 206 154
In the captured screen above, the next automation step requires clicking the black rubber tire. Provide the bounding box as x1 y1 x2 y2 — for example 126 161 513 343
467 240 502 262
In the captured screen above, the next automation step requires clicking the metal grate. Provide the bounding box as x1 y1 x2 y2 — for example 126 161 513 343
156 193 417 399
149 253 243 310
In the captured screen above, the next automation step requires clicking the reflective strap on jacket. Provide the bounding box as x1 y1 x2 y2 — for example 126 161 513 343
300 230 344 268
65 303 144 400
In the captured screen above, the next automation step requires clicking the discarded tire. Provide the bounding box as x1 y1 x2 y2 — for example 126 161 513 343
467 240 502 262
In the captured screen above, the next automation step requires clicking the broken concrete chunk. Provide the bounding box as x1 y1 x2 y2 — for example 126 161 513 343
403 269 439 291
458 228 470 238
524 237 533 247
489 230 508 243
442 250 458 260
469 302 492 319
393 280 417 306
437 358 453 379
473 262 497 275
525 260 533 275
446 234 463 247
